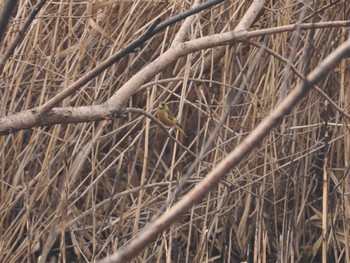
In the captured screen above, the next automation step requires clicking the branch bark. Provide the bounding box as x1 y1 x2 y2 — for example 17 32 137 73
0 20 349 135
96 35 350 263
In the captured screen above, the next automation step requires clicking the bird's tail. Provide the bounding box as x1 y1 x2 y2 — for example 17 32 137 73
175 123 186 136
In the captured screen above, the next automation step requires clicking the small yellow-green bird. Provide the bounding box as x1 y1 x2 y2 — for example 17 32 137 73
155 102 185 135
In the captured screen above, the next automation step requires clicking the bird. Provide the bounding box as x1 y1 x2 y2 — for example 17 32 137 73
155 102 185 135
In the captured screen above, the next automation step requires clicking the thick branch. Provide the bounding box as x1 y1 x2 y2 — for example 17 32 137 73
96 36 350 263
0 20 349 135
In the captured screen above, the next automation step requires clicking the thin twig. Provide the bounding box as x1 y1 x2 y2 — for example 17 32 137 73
96 37 350 263
0 0 47 74
34 0 225 115
245 40 350 120
0 0 17 42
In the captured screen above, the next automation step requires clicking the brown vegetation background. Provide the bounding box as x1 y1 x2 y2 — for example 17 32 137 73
0 0 350 262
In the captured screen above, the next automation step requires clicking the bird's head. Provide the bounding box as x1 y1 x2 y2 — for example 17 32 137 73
159 102 167 109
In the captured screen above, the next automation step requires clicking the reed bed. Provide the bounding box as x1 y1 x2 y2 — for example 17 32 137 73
0 0 349 262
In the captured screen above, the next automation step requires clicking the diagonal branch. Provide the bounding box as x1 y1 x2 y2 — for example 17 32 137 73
0 20 349 135
0 0 17 42
96 36 350 263
33 0 225 115
0 0 46 74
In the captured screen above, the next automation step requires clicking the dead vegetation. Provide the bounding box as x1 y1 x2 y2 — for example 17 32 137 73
0 0 350 262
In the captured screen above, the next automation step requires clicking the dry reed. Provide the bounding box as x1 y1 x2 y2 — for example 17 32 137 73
0 0 349 262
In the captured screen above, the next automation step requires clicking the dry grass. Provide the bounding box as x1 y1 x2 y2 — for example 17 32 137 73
0 0 350 262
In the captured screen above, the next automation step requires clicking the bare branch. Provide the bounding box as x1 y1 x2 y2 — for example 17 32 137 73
96 36 350 263
0 0 46 74
0 20 349 135
0 0 17 42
